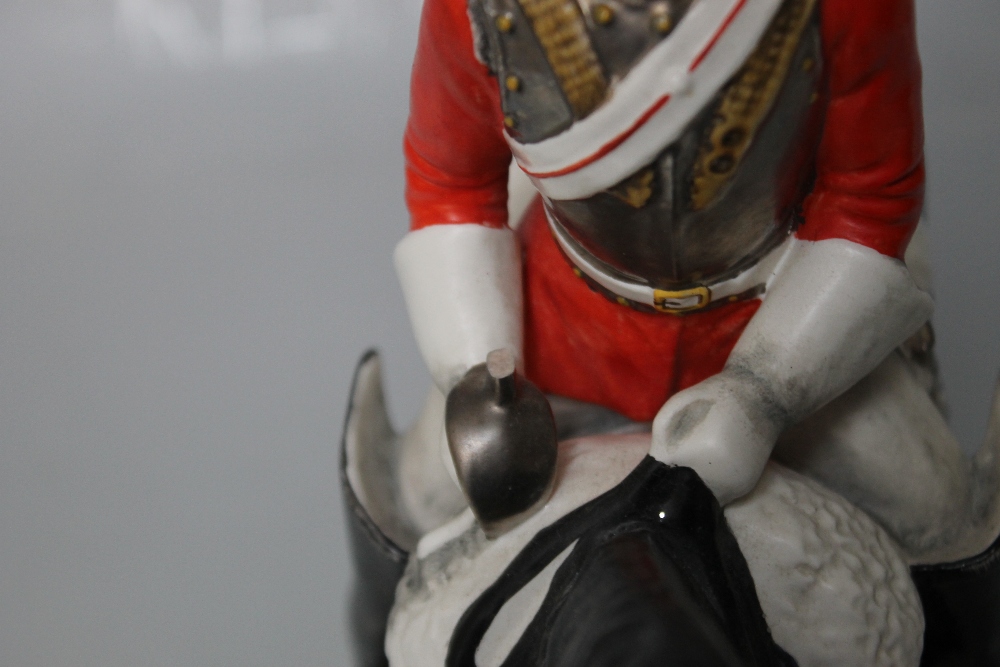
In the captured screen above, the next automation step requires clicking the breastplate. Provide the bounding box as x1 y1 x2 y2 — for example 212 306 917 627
470 0 823 290
469 0 696 143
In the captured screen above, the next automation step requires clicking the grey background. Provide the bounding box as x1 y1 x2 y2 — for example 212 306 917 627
0 1 996 665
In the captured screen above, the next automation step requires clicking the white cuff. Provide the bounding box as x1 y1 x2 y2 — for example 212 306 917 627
394 224 523 394
727 237 934 422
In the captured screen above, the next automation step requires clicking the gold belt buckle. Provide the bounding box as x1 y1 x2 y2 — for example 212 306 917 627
653 286 712 314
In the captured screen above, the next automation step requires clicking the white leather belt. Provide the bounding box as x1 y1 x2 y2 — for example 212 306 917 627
548 214 794 314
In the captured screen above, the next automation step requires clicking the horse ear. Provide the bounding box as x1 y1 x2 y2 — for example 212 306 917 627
341 351 409 667
342 350 417 552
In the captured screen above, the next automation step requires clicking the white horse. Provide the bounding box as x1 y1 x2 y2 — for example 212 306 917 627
342 349 1000 667
341 170 1000 666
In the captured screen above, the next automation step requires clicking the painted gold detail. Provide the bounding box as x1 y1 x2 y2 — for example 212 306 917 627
495 13 514 32
652 14 673 34
689 0 817 211
650 4 672 34
515 0 608 118
592 3 615 25
653 286 712 314
607 168 655 208
572 267 583 278
616 296 629 307
504 115 517 128
505 75 522 92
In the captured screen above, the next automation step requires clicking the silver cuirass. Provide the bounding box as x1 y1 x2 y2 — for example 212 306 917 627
469 0 823 295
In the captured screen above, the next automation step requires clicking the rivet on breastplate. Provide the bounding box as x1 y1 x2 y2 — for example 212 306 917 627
709 154 735 174
650 4 672 34
505 75 522 92
592 3 615 26
495 13 514 33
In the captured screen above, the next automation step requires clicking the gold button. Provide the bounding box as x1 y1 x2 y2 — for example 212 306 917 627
592 3 614 25
802 57 815 73
616 297 629 307
505 75 521 92
651 12 672 34
495 13 514 33
572 268 583 278
504 115 516 128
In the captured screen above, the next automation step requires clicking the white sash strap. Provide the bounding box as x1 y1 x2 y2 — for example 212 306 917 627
509 0 783 201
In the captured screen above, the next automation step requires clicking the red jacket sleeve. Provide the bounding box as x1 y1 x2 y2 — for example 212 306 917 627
797 0 925 259
405 0 512 230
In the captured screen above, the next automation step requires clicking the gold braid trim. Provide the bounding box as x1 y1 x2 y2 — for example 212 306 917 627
607 167 655 208
517 0 607 118
689 0 817 211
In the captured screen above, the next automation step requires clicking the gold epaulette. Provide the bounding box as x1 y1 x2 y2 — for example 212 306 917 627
516 0 608 118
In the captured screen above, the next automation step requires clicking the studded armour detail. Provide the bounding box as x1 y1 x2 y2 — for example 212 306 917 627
469 0 694 143
470 0 823 293
690 0 819 211
516 0 607 119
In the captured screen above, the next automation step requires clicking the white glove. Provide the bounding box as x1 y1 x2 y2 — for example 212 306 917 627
650 238 934 505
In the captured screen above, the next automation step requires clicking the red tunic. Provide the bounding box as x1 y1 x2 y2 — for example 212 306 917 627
403 0 925 421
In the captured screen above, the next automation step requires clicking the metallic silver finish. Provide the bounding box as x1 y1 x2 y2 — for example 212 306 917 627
584 0 694 84
468 0 695 143
469 0 575 143
445 349 558 538
545 12 822 290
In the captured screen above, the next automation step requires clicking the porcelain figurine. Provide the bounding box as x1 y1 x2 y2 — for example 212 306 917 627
342 0 1000 664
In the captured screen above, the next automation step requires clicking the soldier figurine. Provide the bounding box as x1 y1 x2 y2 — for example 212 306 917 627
341 0 1000 664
